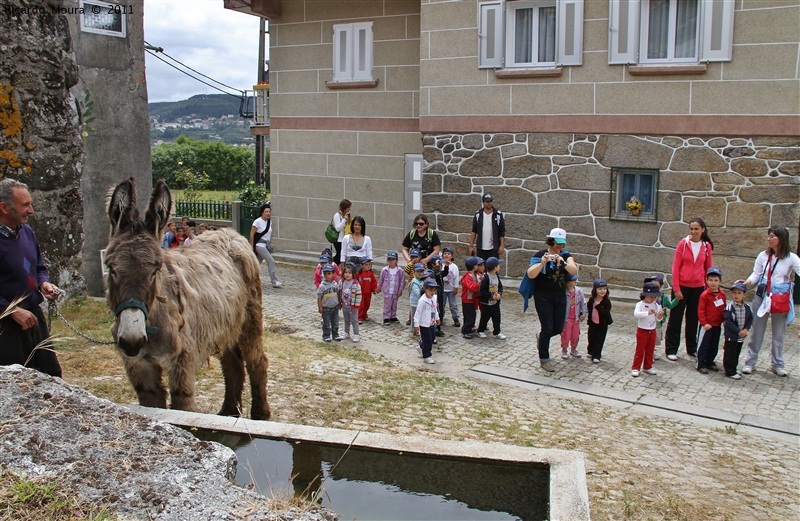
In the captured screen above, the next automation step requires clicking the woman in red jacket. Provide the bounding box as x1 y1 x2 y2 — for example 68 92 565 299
664 218 714 361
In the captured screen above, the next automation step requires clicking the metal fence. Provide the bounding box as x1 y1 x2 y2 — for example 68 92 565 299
174 200 232 221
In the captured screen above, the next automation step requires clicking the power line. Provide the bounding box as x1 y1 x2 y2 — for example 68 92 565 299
144 49 242 100
145 40 246 95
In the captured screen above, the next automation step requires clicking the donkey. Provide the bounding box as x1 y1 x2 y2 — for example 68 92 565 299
105 178 270 420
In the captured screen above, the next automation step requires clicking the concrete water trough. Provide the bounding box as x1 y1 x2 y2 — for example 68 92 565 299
128 406 590 521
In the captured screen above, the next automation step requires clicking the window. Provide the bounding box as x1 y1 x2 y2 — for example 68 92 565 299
80 1 127 38
479 0 584 68
610 168 659 221
332 22 373 82
609 0 734 65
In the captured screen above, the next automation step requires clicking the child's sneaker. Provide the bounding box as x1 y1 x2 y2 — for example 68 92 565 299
561 350 569 359
631 370 640 377
570 349 581 358
352 335 360 342
390 317 399 322
592 358 600 364
383 319 390 325
476 331 487 339
493 333 507 340
424 357 435 364
333 335 343 341
462 333 473 339
644 368 657 375
729 373 741 380
653 353 661 360
453 319 461 327
406 319 411 325
324 337 332 343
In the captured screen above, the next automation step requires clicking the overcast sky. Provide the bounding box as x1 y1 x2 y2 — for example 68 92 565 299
143 0 262 103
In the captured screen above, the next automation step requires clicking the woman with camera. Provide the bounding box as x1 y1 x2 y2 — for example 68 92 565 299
664 217 714 361
736 226 800 377
526 228 578 372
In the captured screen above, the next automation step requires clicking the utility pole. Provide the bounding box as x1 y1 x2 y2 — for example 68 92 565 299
255 17 267 187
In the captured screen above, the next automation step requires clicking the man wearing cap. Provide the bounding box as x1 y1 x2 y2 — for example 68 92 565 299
469 194 506 261
0 179 62 377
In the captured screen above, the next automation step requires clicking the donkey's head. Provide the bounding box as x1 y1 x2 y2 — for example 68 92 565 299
105 178 172 357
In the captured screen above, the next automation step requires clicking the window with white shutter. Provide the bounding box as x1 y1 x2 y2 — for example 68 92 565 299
332 22 374 82
608 0 734 65
478 0 584 69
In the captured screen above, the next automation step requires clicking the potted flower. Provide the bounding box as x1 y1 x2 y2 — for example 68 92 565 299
625 195 643 216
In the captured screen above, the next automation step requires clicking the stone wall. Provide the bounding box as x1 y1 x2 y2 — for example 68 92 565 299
422 133 799 288
0 0 85 289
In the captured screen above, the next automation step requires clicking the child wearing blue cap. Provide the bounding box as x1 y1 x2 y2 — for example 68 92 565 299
476 257 505 339
408 263 426 335
696 267 726 374
377 251 405 325
414 278 441 364
723 281 753 379
441 247 461 328
317 264 342 342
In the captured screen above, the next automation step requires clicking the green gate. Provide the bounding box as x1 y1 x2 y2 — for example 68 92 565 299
239 204 261 238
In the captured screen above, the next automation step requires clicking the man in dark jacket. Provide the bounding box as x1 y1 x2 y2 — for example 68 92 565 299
0 179 62 377
469 194 505 261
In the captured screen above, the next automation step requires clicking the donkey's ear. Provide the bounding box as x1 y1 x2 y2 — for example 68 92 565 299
144 179 173 237
107 177 138 237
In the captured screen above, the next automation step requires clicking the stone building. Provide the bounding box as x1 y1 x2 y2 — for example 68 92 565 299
227 0 799 288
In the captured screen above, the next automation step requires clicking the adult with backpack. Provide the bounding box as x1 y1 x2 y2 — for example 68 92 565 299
402 213 441 266
469 193 506 261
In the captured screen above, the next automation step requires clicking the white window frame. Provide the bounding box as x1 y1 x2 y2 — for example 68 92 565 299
611 167 659 222
79 0 127 38
639 0 700 64
479 0 583 69
609 0 734 65
332 22 373 82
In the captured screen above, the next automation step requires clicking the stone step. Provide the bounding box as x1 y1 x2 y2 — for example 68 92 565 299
271 249 645 304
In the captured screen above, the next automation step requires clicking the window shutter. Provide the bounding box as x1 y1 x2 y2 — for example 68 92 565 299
557 0 583 65
352 22 373 80
479 2 503 68
332 24 353 81
608 0 639 64
700 0 734 62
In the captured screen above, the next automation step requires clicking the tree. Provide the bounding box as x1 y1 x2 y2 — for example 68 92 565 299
151 135 256 190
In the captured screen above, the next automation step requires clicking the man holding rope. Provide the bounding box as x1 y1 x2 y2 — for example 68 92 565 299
0 179 62 377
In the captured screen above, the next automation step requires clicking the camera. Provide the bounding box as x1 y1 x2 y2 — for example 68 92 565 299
756 283 766 298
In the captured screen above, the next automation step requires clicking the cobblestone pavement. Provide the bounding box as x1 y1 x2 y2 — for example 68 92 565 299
262 263 799 427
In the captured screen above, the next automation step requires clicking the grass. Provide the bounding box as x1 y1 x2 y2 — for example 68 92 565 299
41 297 800 521
171 189 271 203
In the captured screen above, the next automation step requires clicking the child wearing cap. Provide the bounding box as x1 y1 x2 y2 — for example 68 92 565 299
340 263 362 342
476 257 505 340
317 264 342 342
408 263 426 335
696 267 726 374
441 247 461 328
587 279 613 363
357 257 377 324
314 251 341 287
560 274 587 359
404 248 422 325
722 281 753 379
428 255 447 337
460 256 484 339
414 279 441 364
643 274 679 360
632 282 664 377
377 251 405 325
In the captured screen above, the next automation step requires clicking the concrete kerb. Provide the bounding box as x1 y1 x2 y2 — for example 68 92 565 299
128 406 591 521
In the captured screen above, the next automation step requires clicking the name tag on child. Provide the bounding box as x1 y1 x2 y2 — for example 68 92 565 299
714 298 724 307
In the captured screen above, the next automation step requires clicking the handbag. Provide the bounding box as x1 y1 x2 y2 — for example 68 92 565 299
770 292 791 315
324 220 338 243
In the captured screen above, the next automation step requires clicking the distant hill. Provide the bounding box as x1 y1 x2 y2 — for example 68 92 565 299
149 94 243 121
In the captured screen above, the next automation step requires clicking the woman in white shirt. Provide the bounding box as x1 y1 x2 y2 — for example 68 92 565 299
340 215 373 270
738 226 800 377
249 202 281 288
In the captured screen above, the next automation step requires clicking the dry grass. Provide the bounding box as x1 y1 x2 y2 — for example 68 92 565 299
47 298 797 521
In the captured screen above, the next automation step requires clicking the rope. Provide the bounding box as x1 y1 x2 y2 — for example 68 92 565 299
48 298 116 346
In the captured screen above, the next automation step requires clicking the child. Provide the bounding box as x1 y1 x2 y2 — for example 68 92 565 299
357 256 377 324
644 274 679 361
408 263 425 334
414 279 441 364
428 256 447 337
340 263 362 342
560 274 587 359
696 267 726 374
404 248 422 325
317 264 342 342
314 252 341 287
586 279 613 363
632 281 664 377
460 256 483 339
722 281 753 380
476 257 505 339
441 247 461 327
376 251 405 324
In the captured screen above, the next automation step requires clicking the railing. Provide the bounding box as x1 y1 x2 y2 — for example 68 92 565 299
174 200 232 221
254 84 270 126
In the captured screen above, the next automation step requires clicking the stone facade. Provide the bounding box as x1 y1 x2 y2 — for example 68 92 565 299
0 0 85 290
422 133 799 288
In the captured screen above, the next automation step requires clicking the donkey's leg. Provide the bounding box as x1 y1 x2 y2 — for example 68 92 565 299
168 344 198 412
123 359 168 409
218 347 245 417
239 331 270 421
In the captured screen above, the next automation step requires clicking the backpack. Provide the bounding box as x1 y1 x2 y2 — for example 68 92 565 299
324 219 338 243
408 228 434 242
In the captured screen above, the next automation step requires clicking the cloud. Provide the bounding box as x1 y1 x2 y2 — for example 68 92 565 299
144 0 261 102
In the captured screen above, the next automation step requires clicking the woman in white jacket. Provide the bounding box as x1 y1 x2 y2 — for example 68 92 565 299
737 226 800 377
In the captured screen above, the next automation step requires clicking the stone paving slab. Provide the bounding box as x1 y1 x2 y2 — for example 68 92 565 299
262 262 800 430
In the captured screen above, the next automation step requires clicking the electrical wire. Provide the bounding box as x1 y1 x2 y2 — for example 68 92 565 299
145 49 242 100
